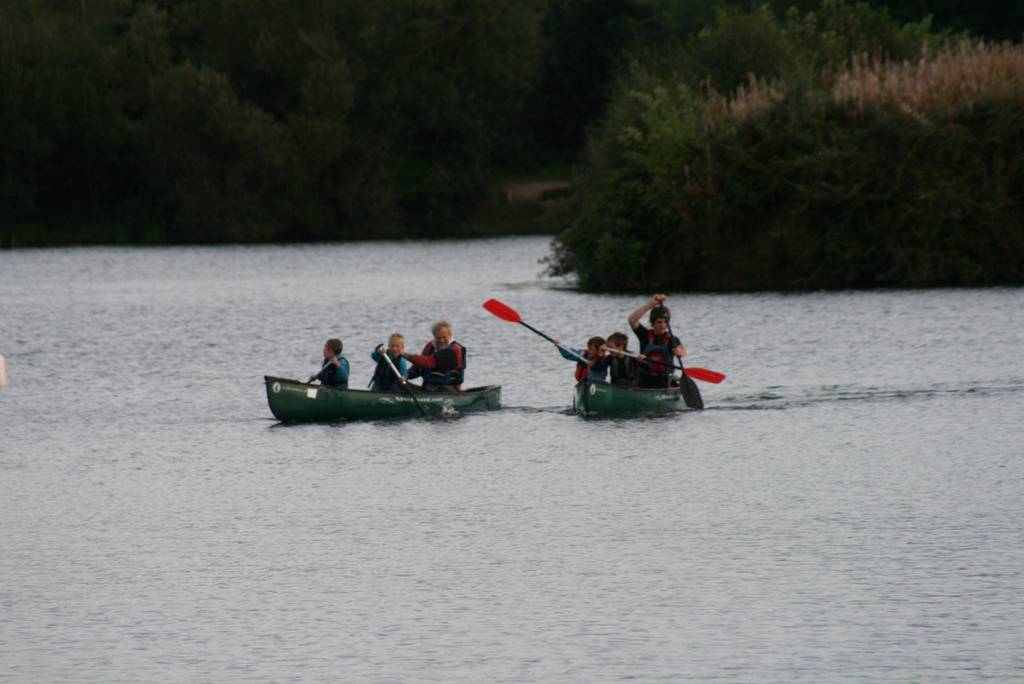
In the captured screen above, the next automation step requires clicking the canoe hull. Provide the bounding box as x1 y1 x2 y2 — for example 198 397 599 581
573 380 691 416
265 376 501 423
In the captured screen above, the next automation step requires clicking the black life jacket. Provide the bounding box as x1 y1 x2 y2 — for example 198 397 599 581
419 341 466 386
371 352 405 390
609 355 638 384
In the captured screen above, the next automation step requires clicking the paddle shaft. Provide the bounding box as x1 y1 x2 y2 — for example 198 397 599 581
378 346 427 417
667 314 705 408
603 345 686 373
603 345 724 383
517 320 559 346
483 299 572 353
516 323 598 366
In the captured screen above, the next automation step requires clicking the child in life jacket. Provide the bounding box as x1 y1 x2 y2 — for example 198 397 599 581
553 336 611 382
627 294 686 389
309 338 350 388
604 331 642 386
370 333 409 391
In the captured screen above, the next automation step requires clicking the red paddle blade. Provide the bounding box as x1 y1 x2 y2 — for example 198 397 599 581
482 298 522 324
685 367 726 384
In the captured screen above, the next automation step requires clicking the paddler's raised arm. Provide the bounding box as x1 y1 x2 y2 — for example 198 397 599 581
627 293 668 330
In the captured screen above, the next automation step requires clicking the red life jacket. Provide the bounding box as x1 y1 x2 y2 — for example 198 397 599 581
642 330 675 376
573 350 612 382
574 352 592 382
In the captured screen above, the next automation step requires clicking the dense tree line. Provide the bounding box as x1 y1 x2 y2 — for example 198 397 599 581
4 0 670 244
2 0 1022 278
2 0 550 243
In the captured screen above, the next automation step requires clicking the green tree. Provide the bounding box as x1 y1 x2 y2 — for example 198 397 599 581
0 1 137 235
868 0 1024 41
145 63 296 242
363 0 546 228
526 0 669 159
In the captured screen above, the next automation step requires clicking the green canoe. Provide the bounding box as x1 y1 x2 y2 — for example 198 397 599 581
573 379 698 416
265 376 501 423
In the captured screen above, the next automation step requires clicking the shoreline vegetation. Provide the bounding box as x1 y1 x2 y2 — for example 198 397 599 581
0 178 576 247
2 1 1022 291
550 36 1024 291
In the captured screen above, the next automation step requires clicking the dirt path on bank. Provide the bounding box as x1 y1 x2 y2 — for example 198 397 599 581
500 180 572 203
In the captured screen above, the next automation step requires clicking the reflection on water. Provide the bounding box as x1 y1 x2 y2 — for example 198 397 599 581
1 238 1022 682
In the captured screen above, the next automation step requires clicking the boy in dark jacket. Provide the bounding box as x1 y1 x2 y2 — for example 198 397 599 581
604 331 641 386
309 338 350 388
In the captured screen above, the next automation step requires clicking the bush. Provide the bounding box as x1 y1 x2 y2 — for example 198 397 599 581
559 64 703 288
551 21 1024 291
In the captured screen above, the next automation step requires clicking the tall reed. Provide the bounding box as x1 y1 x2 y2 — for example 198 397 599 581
705 75 787 128
832 41 1024 115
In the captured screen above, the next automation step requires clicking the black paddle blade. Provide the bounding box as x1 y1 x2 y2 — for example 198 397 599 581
681 374 704 409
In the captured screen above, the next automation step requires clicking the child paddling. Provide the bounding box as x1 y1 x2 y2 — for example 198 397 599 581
370 333 409 391
553 336 611 382
604 332 642 386
309 338 350 388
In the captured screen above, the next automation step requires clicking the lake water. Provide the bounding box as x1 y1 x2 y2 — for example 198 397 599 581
1 237 1022 682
